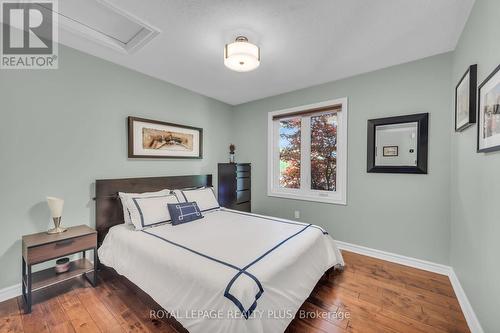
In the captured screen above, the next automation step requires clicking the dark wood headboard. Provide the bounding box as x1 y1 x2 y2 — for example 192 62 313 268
95 174 212 245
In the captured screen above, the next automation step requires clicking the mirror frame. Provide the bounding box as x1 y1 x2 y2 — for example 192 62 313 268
367 113 429 174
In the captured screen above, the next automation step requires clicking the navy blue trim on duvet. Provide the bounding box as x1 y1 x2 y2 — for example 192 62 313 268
141 229 263 318
223 223 311 318
223 209 329 235
142 230 242 271
141 221 314 319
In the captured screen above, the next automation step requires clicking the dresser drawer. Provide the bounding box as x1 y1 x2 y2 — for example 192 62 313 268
236 164 250 172
234 201 251 212
27 234 97 264
236 171 250 178
237 177 250 191
236 190 251 204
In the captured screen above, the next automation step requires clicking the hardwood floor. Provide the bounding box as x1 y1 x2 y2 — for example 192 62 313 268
0 251 470 333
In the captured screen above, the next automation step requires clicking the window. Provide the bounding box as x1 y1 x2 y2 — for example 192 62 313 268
268 98 347 204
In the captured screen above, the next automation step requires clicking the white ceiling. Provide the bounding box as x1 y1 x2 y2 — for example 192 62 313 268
57 0 475 105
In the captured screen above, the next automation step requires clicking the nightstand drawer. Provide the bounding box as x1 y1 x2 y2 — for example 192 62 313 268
27 233 96 264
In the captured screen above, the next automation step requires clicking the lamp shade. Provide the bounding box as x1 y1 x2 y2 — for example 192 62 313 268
224 36 260 72
47 197 64 218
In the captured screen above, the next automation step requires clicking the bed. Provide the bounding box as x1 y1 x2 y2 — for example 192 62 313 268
95 175 344 333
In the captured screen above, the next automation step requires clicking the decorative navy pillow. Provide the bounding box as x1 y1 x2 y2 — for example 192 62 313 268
167 202 204 225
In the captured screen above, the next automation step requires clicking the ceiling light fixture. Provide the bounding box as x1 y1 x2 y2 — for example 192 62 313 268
224 36 260 72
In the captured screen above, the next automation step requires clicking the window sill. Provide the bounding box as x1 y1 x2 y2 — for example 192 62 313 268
267 190 347 205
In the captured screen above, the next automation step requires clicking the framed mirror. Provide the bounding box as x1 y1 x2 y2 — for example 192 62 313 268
367 113 428 174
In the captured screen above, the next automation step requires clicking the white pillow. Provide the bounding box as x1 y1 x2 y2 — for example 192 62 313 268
180 187 220 212
127 193 179 230
172 186 204 203
119 189 170 225
172 189 187 203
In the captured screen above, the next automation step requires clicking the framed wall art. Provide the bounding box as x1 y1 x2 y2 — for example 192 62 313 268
477 64 500 153
455 64 477 132
128 116 203 159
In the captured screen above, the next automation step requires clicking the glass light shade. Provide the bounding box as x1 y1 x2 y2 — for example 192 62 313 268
47 197 64 218
224 38 260 72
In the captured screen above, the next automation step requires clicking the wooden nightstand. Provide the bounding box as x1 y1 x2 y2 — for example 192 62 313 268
21 225 97 313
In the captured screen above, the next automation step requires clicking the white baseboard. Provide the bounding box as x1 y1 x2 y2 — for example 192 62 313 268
448 268 484 333
336 241 452 275
0 283 21 303
336 240 484 333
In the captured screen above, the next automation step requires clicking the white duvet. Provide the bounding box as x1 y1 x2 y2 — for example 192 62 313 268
98 208 344 333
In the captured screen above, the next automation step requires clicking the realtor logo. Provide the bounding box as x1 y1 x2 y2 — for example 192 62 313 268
1 0 58 69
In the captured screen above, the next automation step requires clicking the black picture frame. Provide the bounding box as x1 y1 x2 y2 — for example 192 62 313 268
477 64 500 153
455 64 477 132
367 113 429 174
128 116 203 159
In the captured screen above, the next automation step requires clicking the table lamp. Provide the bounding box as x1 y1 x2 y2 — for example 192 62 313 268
47 197 67 234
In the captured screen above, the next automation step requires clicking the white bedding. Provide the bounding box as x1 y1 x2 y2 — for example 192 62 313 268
98 208 344 333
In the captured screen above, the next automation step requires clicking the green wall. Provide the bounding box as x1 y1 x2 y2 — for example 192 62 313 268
232 53 453 265
450 0 500 331
0 45 232 290
2 3 498 330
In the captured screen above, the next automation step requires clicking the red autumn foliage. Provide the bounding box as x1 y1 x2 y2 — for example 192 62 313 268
280 113 337 191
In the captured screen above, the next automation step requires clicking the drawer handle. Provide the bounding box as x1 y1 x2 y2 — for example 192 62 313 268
56 239 74 247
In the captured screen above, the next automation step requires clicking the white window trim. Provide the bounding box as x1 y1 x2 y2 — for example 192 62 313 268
267 97 348 205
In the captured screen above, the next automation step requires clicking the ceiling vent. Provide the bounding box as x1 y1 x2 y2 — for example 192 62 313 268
37 0 160 54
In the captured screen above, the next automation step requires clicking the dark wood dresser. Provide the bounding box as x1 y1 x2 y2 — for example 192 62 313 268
218 163 251 212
